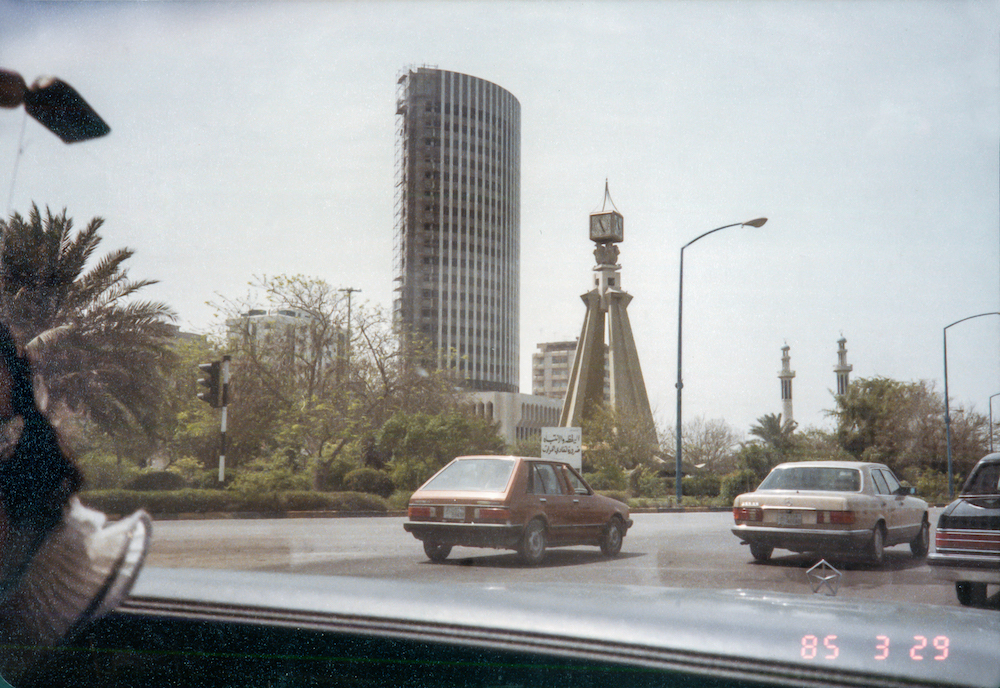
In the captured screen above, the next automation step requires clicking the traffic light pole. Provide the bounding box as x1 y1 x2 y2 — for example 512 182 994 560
218 355 230 482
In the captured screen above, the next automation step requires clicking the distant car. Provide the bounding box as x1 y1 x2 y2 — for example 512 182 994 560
731 461 929 565
928 453 1000 607
403 455 632 565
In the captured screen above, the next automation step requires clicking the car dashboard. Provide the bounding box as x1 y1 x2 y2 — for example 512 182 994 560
13 567 1000 688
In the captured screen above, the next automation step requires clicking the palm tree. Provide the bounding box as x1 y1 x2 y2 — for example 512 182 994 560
749 412 798 453
0 204 177 439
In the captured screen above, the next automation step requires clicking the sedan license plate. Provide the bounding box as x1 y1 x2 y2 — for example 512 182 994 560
778 511 802 526
443 506 465 521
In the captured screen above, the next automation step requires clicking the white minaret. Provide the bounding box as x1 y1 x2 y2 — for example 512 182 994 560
778 343 795 424
834 336 853 397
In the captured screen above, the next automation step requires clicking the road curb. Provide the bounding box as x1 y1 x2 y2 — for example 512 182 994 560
124 507 738 521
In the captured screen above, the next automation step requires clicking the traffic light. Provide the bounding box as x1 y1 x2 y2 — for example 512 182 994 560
197 361 221 408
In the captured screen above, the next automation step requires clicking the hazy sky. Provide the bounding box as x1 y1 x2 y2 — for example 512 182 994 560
1 1 997 436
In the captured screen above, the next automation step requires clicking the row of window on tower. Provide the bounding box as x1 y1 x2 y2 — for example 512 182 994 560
419 154 516 175
422 236 508 254
421 99 515 126
421 290 503 305
421 204 516 222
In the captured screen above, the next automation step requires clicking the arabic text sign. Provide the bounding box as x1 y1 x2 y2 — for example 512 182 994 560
540 427 582 471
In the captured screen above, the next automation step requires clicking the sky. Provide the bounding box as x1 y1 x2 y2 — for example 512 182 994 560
0 0 997 438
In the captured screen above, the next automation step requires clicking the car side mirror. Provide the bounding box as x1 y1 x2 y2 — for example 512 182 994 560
896 485 915 496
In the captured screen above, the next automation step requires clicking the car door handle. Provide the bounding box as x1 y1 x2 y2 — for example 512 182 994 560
539 498 547 503
572 499 580 505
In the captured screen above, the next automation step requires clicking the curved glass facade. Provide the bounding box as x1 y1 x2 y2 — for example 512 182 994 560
393 68 520 393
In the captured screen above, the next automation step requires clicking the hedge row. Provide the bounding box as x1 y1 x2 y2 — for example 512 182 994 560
79 489 389 515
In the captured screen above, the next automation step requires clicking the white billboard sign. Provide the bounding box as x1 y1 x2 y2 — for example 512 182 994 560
540 427 582 471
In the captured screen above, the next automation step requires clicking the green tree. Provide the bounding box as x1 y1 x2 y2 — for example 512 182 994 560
157 334 226 472
830 376 987 476
749 413 797 454
0 204 177 441
217 275 463 482
379 410 505 491
507 436 542 457
581 403 662 475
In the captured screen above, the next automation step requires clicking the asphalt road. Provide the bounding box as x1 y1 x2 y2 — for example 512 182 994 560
144 509 980 608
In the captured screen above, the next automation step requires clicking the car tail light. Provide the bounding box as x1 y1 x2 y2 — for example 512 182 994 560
936 529 1000 553
474 507 511 523
408 505 435 520
733 507 763 523
817 510 855 525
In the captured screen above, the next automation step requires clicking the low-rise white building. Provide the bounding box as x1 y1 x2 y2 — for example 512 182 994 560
467 391 562 445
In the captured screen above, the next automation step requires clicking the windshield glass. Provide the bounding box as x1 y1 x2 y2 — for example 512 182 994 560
758 466 861 492
963 462 1000 496
421 458 515 492
1 2 997 687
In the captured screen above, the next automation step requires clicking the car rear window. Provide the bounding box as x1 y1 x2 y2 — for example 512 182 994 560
962 462 1000 496
422 458 516 492
757 466 861 492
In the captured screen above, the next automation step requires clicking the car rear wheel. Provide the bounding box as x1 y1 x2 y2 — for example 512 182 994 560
867 523 885 565
749 542 773 562
600 517 624 557
519 519 547 565
423 542 452 562
955 582 988 607
909 518 929 558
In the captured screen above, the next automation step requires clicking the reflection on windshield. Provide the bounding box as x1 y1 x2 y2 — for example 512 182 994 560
963 463 1000 496
422 458 515 492
758 466 861 492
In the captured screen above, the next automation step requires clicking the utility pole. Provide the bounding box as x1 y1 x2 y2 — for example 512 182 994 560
338 287 360 377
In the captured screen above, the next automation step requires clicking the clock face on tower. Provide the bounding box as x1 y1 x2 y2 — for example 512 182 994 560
589 210 624 243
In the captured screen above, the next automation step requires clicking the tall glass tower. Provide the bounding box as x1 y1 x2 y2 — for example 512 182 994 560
393 67 521 393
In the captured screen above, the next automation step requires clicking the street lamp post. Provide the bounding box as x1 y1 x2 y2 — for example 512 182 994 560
943 311 1000 497
338 287 361 378
675 217 767 503
989 392 1000 454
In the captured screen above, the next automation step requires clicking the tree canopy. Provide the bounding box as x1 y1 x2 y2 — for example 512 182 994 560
830 376 987 476
0 205 176 440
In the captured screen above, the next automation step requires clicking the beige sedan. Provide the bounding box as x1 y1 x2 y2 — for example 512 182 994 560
731 461 929 565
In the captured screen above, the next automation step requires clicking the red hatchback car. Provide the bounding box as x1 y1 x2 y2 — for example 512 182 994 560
403 455 633 565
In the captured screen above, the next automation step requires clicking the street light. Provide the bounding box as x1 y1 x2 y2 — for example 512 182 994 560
943 311 1000 497
989 392 1000 454
675 217 767 502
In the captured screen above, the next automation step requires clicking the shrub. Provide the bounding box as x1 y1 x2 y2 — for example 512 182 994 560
901 467 955 504
227 455 311 497
387 491 413 510
315 457 356 492
76 452 141 490
80 489 236 514
628 466 666 498
720 469 760 503
126 470 187 491
584 464 627 492
324 492 389 512
78 489 389 515
344 468 394 498
682 472 721 498
599 490 630 505
166 457 207 485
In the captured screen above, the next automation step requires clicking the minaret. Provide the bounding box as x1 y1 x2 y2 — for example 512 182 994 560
778 343 795 424
560 185 654 435
834 336 853 397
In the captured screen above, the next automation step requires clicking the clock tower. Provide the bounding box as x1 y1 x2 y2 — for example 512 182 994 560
560 186 654 436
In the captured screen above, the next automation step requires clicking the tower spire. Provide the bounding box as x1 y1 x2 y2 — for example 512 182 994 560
778 343 795 424
834 336 853 397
